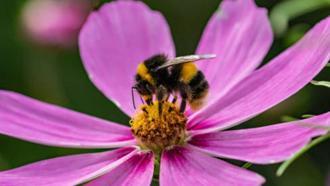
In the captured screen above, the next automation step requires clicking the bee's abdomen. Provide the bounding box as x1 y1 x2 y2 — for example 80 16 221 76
188 71 209 110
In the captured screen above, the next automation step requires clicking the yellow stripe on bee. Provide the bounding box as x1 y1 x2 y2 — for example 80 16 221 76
181 62 198 84
137 63 155 85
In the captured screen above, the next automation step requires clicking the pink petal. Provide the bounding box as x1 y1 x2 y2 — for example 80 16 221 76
189 17 330 134
0 90 135 149
79 1 175 116
0 147 138 186
160 147 264 186
196 0 273 104
189 112 330 164
86 151 154 186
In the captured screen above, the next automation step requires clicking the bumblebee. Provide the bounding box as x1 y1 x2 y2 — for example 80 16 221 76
133 54 215 113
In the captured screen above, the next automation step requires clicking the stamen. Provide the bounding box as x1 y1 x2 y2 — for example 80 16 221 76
130 101 187 153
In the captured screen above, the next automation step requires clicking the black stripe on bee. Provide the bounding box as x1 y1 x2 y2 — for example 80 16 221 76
191 80 209 99
135 74 142 81
188 71 205 88
144 54 169 85
187 71 209 99
168 65 183 90
144 54 167 70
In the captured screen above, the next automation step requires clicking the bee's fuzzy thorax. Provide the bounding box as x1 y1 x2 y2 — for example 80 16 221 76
180 62 198 84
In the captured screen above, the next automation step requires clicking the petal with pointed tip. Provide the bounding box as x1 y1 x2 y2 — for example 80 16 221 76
189 112 330 164
86 151 154 186
0 90 135 149
196 0 273 105
189 17 330 134
160 147 264 186
0 148 137 186
79 1 175 116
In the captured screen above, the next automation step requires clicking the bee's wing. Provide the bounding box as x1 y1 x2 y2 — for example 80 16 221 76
156 54 216 70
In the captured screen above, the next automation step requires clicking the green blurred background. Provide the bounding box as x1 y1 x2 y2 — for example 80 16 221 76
0 0 329 185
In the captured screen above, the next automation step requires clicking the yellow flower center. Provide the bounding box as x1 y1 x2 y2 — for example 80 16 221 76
130 101 187 153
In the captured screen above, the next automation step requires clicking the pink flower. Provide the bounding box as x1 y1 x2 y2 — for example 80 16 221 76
21 0 90 48
1 0 329 185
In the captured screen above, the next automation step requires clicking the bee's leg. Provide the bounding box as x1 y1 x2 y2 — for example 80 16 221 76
142 107 148 114
131 87 137 110
167 94 176 113
180 99 187 113
146 97 152 105
145 83 154 105
165 94 170 102
156 85 168 116
179 84 189 113
172 95 178 103
159 101 163 116
141 94 153 105
139 95 145 105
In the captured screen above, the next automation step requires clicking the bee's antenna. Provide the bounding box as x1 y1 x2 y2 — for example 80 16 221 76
139 95 145 104
131 87 137 110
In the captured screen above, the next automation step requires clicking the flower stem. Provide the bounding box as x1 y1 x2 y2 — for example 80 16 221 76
276 133 330 176
152 153 161 184
242 162 253 169
270 0 330 36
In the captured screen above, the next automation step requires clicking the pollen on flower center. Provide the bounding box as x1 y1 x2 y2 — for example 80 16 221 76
130 101 187 153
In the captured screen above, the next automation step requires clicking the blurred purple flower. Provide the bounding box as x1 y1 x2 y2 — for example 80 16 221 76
21 0 90 48
1 0 330 185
